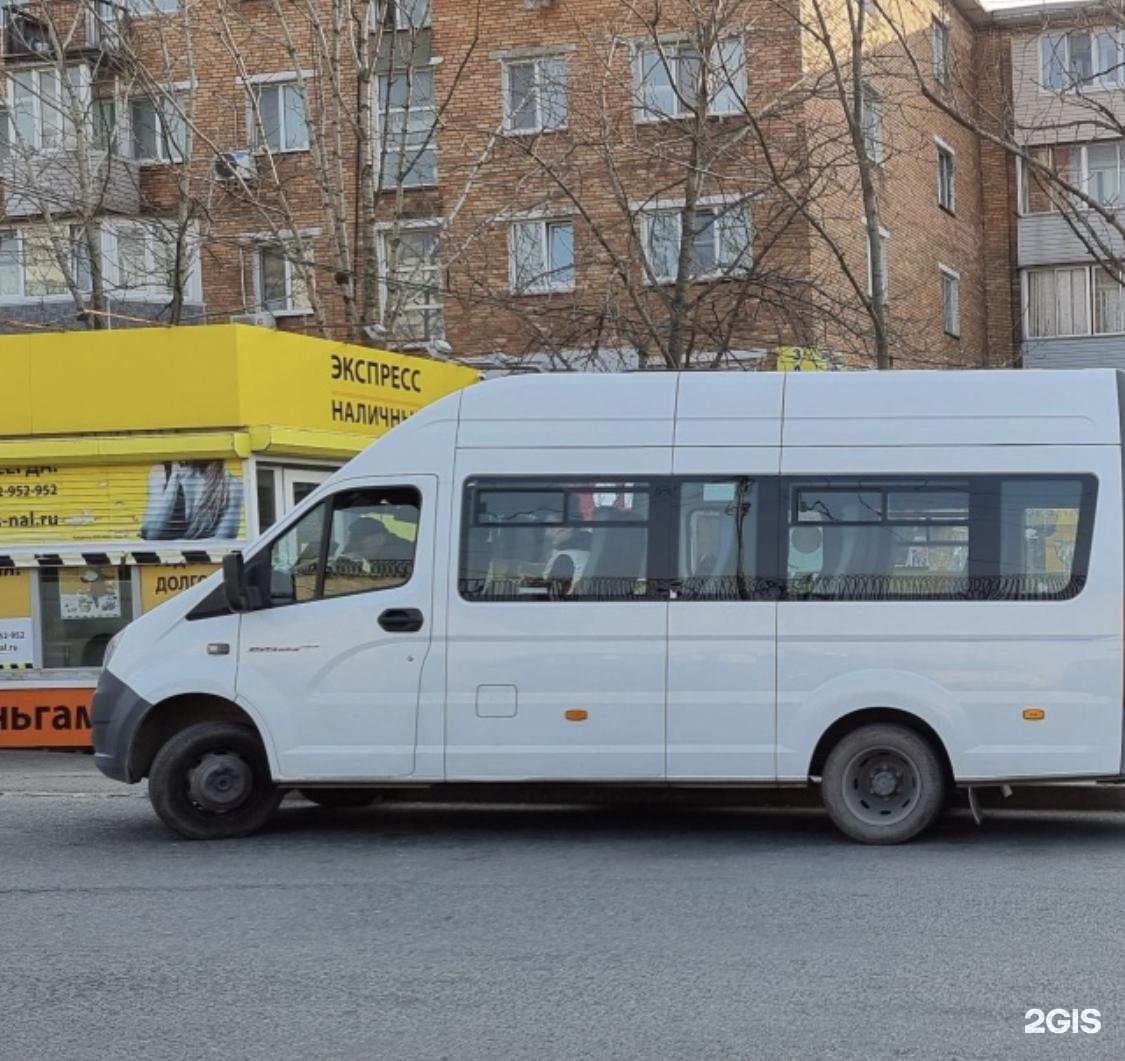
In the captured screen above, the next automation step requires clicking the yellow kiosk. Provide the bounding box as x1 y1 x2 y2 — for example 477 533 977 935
0 325 477 749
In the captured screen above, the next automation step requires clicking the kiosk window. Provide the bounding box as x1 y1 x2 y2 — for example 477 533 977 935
39 566 135 668
461 479 653 601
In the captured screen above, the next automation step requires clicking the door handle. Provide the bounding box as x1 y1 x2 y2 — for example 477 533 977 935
378 607 424 633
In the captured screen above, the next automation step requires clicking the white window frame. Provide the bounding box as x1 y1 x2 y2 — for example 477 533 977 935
860 80 885 165
242 73 312 154
375 64 439 190
508 215 576 295
0 224 89 303
633 36 746 123
1018 141 1125 215
392 0 430 30
128 89 188 164
939 264 960 338
637 195 753 285
932 17 951 88
375 218 445 343
126 0 182 16
255 236 315 317
6 65 89 152
502 55 568 135
1039 29 1125 93
1092 266 1125 336
865 225 890 301
108 220 201 303
1023 265 1094 339
935 137 956 213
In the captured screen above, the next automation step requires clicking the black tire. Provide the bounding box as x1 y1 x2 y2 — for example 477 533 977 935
821 723 946 844
298 788 381 809
148 721 282 840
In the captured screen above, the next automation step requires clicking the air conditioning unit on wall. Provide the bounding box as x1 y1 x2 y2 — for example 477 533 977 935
214 149 256 182
230 311 276 328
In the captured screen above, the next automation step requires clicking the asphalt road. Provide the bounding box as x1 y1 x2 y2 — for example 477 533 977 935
3 751 1125 1061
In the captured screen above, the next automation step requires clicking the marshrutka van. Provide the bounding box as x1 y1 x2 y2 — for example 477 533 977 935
92 369 1123 844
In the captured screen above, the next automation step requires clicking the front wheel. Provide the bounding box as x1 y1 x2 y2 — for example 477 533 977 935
148 722 282 840
821 723 946 844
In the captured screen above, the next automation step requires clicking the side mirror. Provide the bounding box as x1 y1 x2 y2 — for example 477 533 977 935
221 552 249 612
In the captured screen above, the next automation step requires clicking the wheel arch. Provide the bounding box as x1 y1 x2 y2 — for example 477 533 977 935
128 694 267 782
807 707 955 784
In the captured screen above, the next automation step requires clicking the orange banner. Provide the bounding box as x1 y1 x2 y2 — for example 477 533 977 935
0 687 93 748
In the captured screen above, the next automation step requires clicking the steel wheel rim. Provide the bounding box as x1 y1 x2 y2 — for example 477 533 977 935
186 750 253 815
841 746 921 827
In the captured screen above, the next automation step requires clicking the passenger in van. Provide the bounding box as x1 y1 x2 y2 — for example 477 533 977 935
542 524 593 596
335 517 415 576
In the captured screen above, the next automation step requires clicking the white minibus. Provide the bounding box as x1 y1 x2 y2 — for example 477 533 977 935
92 369 1124 843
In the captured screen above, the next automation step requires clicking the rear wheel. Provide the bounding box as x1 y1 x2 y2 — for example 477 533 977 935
298 788 381 809
821 723 946 844
148 721 281 840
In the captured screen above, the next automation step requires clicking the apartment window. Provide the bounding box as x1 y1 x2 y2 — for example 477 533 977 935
377 69 436 188
865 227 890 302
131 94 187 162
642 202 751 283
635 38 745 120
1093 269 1125 335
259 242 312 314
126 0 182 13
939 266 960 337
0 226 93 299
377 0 430 29
0 231 20 297
114 223 190 298
936 141 955 212
460 479 655 602
503 56 568 134
250 81 309 153
510 218 574 294
380 225 442 341
860 80 884 164
1027 267 1090 338
1041 30 1123 90
932 18 951 87
1085 141 1122 207
94 97 117 153
8 67 85 150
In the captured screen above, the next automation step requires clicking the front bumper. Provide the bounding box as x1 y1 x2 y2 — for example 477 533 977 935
91 668 152 783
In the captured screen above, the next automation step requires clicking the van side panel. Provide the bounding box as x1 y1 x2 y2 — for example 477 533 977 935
776 444 1123 782
444 445 671 780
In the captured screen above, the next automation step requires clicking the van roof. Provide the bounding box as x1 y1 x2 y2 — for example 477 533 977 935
453 369 1123 448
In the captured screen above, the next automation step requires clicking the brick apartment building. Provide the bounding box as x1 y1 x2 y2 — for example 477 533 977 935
0 0 1117 370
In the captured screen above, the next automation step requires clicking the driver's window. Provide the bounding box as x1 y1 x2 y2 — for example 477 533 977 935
323 487 421 598
266 502 326 605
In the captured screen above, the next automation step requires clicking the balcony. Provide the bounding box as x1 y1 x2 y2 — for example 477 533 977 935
1 1 127 64
1 146 139 216
1017 211 1125 268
